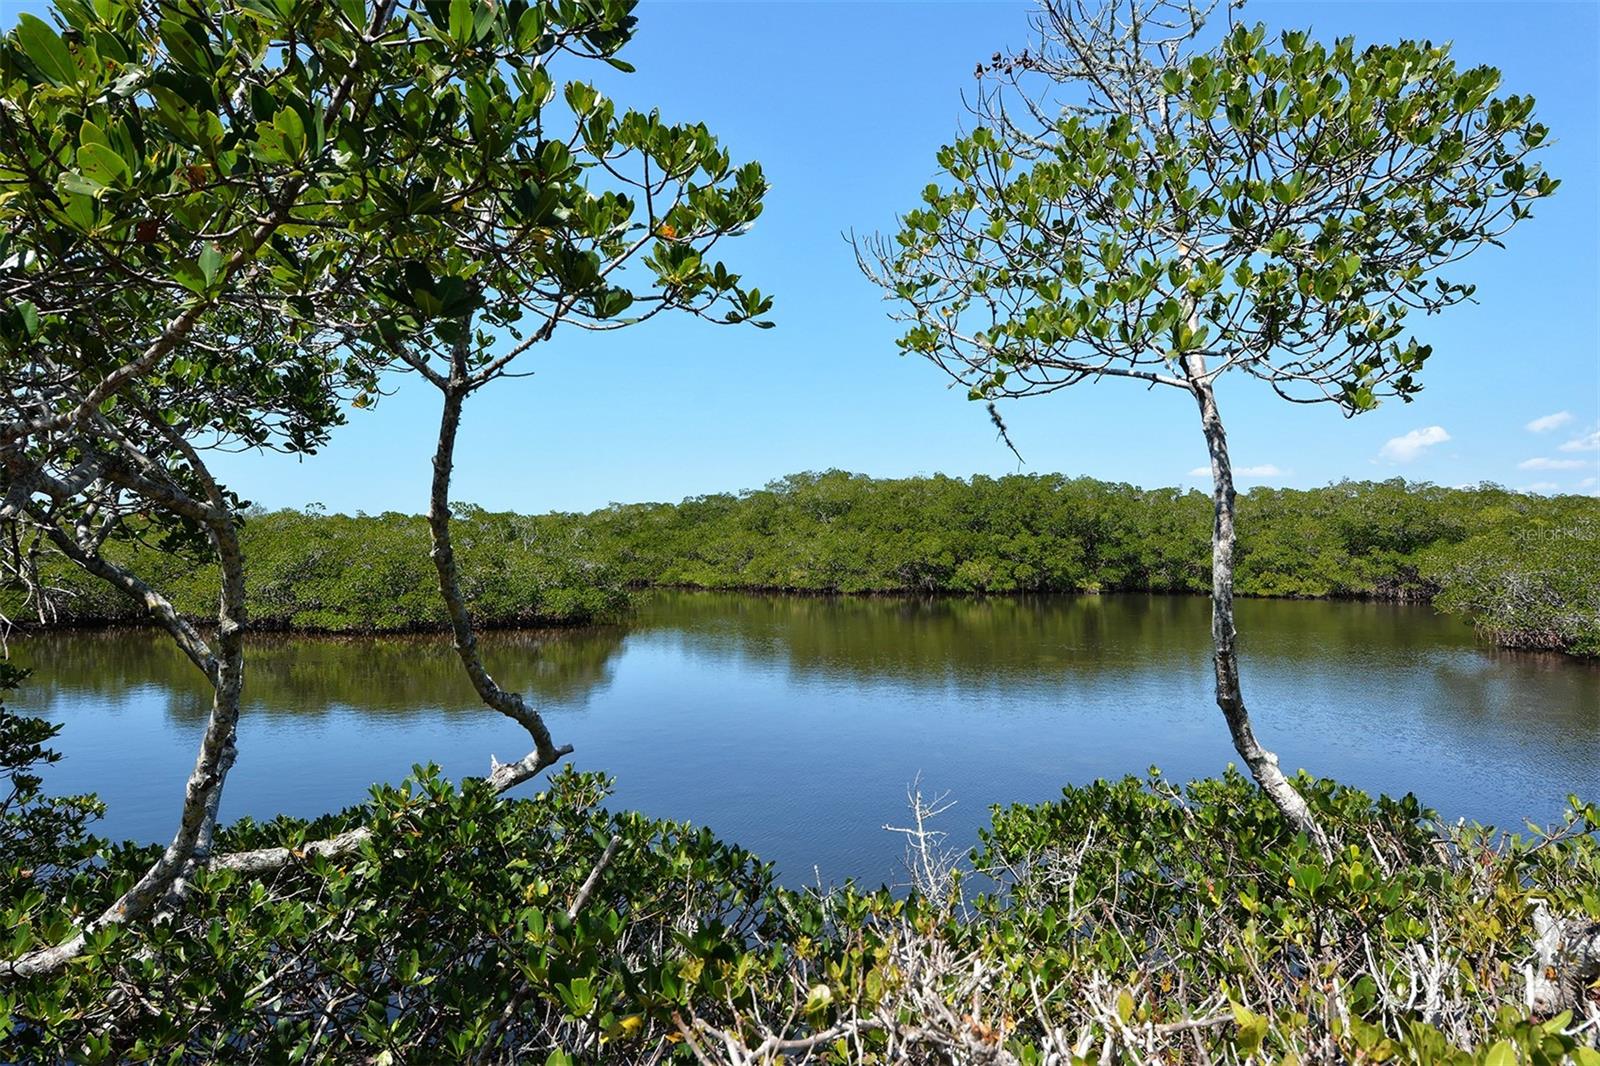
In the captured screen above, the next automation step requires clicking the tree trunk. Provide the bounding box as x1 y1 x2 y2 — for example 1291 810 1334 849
3 512 244 977
188 336 576 880
425 342 570 783
1184 364 1330 855
1528 899 1600 1014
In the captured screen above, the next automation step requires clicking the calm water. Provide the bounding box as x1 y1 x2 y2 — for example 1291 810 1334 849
12 592 1599 885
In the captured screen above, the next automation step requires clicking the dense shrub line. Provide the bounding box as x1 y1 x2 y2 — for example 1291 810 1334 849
561 472 1590 600
4 684 1597 1063
5 505 628 632
7 473 1596 654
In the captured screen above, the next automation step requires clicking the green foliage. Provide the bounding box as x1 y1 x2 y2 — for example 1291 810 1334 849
3 506 626 631
970 771 1599 1062
575 471 1211 594
3 715 1595 1062
876 19 1555 413
0 665 103 906
560 473 1598 655
1428 509 1600 657
0 0 769 616
0 0 769 366
2 756 781 1062
8 475 1595 652
238 506 627 630
0 0 401 457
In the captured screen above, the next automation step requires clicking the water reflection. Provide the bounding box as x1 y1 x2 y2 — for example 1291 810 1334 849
21 626 626 722
12 592 1598 886
629 592 1489 681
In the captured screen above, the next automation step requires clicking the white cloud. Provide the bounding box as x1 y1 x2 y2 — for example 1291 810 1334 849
1518 482 1559 493
1517 456 1589 471
1525 411 1573 433
1378 426 1450 463
1580 477 1598 489
1558 429 1600 452
1187 464 1283 479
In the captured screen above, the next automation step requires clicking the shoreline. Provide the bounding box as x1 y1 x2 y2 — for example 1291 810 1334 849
12 584 1595 661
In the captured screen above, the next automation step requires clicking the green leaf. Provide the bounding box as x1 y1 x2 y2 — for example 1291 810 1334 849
253 121 292 164
199 243 223 286
274 107 306 161
75 143 128 188
473 1 497 40
16 14 79 87
78 120 111 149
1482 1041 1516 1066
56 171 103 198
514 6 544 50
593 288 633 319
174 258 207 294
448 0 474 44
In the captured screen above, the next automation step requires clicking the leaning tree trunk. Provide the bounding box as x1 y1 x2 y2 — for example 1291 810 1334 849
423 334 571 786
3 492 245 977
1184 360 1330 855
187 333 575 879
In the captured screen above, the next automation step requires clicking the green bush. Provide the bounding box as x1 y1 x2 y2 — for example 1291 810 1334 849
4 702 1597 1063
1425 509 1600 657
1 506 628 633
563 473 1600 655
0 666 102 908
6 475 1597 654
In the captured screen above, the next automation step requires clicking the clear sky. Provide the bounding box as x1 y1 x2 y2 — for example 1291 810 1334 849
19 0 1600 511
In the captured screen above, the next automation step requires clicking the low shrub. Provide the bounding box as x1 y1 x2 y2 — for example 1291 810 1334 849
11 475 1594 654
3 701 1597 1062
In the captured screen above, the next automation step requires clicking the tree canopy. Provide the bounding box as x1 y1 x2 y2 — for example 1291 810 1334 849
863 9 1557 412
862 0 1559 847
0 0 771 976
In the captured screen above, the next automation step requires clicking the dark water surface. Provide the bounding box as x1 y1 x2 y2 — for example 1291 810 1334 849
13 592 1599 885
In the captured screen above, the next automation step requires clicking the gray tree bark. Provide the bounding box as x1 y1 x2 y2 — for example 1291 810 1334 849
425 337 571 782
1528 899 1600 1016
1182 355 1331 855
3 494 244 978
183 329 575 879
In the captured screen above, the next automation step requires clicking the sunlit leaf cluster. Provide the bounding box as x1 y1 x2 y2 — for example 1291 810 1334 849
875 21 1555 411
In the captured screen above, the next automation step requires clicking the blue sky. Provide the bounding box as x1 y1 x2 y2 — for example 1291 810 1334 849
20 0 1600 511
